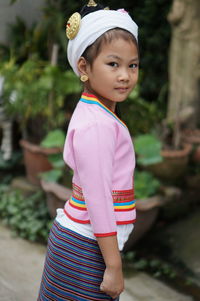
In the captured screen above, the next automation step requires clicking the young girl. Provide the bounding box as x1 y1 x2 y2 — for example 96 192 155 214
38 1 139 300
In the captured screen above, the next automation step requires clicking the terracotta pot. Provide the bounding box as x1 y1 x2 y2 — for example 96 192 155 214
193 146 200 162
20 139 63 186
182 129 200 163
146 143 192 181
41 180 72 218
124 187 181 251
124 196 165 251
182 129 200 144
186 174 200 190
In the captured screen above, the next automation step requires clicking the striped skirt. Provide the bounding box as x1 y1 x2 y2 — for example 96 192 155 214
37 220 118 301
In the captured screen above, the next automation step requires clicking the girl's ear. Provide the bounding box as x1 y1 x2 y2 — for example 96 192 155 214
77 57 89 77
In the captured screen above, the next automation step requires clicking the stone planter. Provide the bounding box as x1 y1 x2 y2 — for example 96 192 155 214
20 139 63 186
146 144 192 181
41 180 72 218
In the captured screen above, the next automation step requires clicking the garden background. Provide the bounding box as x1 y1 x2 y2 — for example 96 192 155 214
0 0 200 300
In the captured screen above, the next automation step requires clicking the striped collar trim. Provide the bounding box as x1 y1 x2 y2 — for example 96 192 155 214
80 93 127 129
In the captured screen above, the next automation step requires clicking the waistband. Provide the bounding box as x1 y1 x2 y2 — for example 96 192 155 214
69 183 135 212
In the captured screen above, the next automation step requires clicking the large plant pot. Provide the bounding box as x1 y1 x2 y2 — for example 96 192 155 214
41 180 72 217
146 143 192 181
124 196 162 252
20 139 63 186
124 186 181 251
182 129 200 163
186 174 200 191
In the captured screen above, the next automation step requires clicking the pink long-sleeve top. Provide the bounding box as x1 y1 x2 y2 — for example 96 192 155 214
63 93 136 237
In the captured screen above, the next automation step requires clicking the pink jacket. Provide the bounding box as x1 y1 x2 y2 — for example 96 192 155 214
63 93 136 237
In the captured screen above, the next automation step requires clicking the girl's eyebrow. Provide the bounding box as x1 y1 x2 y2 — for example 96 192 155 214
106 55 139 62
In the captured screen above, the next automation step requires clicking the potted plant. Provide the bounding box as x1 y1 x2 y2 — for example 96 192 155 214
124 170 162 251
182 128 200 163
0 57 81 185
39 130 73 217
124 170 180 251
134 132 192 183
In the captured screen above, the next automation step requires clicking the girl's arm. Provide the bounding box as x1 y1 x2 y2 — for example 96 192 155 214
97 236 124 299
72 122 122 297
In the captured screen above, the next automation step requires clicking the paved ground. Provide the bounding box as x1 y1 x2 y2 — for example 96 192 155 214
0 223 193 301
167 210 200 286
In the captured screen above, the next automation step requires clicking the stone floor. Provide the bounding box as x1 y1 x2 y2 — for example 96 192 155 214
167 210 200 286
0 223 194 301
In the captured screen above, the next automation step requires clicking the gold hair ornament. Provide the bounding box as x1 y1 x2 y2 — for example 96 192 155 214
87 0 97 7
80 75 89 82
66 12 81 40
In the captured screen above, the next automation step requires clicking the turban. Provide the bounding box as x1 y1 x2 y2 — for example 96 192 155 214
67 9 138 76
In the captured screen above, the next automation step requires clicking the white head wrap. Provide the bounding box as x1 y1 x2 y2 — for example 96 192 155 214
67 9 138 76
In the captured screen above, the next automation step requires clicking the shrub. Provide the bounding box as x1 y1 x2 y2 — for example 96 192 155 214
0 185 52 243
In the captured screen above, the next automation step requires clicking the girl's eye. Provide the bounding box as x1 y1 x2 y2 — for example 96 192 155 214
130 63 138 69
108 62 118 67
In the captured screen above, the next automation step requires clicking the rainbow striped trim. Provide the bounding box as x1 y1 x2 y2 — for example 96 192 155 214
69 183 135 212
80 93 128 129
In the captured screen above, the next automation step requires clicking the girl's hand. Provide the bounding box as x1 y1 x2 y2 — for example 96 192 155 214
100 266 124 299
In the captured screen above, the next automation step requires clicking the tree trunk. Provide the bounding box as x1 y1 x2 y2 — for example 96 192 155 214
167 0 200 129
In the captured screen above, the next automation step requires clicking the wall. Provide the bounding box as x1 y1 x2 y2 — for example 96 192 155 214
0 0 44 43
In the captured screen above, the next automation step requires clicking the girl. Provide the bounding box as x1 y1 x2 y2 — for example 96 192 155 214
38 1 139 300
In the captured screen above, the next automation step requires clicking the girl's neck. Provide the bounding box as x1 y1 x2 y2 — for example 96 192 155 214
83 88 116 113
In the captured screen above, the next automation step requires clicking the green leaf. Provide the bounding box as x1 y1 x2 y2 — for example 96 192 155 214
125 251 136 261
10 0 18 4
134 259 148 270
48 153 65 168
40 129 65 148
134 170 160 199
39 169 62 182
134 134 163 166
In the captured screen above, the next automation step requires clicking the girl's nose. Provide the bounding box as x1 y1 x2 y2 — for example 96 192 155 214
118 69 129 82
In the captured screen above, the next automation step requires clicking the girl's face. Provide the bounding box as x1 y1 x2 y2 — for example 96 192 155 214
82 38 139 112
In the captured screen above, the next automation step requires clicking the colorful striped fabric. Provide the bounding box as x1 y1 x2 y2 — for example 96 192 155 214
70 183 135 212
80 93 128 129
37 220 116 300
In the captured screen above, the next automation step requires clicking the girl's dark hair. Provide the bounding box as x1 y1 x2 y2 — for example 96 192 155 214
80 2 106 17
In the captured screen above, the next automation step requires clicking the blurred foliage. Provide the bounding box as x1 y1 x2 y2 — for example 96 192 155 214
123 251 177 279
134 170 161 199
0 185 52 243
0 57 81 142
0 0 172 145
100 0 172 105
134 133 163 166
39 129 66 183
39 129 73 184
0 0 172 104
40 129 65 148
121 84 164 135
0 150 22 170
0 17 47 63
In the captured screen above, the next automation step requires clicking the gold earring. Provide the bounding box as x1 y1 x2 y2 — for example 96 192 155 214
80 75 88 82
